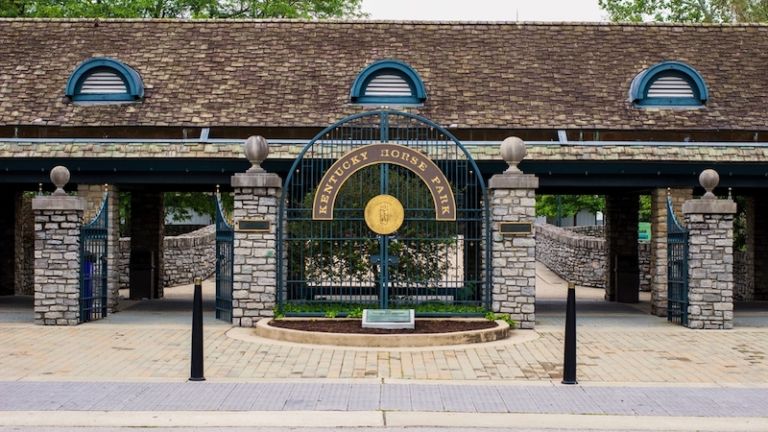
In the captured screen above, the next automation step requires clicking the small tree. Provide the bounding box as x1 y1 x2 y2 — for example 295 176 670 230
287 165 453 302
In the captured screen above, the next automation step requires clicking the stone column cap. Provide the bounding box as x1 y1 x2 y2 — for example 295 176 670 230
489 173 539 189
32 195 86 211
682 199 737 215
231 172 282 188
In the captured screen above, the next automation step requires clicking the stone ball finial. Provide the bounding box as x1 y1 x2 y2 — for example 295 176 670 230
50 166 70 196
500 136 526 174
244 135 269 173
699 169 719 199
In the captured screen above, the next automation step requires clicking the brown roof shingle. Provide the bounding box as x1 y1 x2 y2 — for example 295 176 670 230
1 19 767 130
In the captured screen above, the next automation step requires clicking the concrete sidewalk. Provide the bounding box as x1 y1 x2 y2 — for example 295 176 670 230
0 381 766 431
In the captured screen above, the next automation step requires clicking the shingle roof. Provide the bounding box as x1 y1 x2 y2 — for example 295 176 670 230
1 19 767 130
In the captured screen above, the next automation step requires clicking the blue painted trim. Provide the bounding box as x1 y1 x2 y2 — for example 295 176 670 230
630 61 708 107
66 57 144 102
350 60 426 105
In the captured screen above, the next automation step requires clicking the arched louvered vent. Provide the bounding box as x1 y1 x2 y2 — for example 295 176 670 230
647 74 695 98
351 60 426 105
66 57 144 103
80 71 128 94
364 74 413 97
630 61 707 107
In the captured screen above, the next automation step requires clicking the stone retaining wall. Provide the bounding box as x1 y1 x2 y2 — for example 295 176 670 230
568 225 605 237
118 225 215 289
535 223 651 290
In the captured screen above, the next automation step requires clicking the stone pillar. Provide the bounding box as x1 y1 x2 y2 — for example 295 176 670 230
0 189 16 296
231 136 282 327
749 196 768 300
489 137 538 329
78 184 120 311
129 191 164 299
32 166 86 325
605 192 639 303
683 170 737 330
649 188 693 316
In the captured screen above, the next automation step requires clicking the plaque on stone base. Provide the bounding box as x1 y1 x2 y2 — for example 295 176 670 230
362 309 415 329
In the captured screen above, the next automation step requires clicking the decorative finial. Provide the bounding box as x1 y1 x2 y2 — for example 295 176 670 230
244 135 269 173
500 136 526 174
216 184 220 195
728 187 733 200
50 166 70 197
38 183 43 195
699 169 719 199
666 187 671 197
103 183 108 193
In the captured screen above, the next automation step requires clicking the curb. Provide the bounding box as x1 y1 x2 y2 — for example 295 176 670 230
253 317 510 347
2 411 767 431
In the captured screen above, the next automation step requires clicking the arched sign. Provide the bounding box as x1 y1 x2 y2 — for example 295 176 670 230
312 143 456 221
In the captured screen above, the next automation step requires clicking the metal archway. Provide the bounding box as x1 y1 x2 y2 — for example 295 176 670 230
276 110 491 316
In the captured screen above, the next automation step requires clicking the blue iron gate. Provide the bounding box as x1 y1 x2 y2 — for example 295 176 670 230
667 195 689 326
79 192 109 323
215 192 234 322
277 110 491 316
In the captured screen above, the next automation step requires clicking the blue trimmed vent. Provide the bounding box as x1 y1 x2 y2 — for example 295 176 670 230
350 60 426 105
66 57 144 103
630 61 708 107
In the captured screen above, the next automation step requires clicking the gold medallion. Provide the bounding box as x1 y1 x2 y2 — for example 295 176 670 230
364 194 404 235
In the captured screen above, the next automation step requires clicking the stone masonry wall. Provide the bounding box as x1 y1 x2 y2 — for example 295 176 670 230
536 223 651 290
14 194 35 296
3 141 768 164
33 209 82 325
490 177 537 329
0 190 16 296
568 225 604 237
535 224 605 288
232 177 281 327
118 225 216 289
734 250 752 302
751 198 768 300
684 209 735 329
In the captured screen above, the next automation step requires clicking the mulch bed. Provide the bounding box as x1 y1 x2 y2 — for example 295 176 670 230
268 319 497 334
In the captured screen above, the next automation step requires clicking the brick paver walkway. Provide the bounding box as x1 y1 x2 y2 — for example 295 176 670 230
1 266 766 384
0 320 766 383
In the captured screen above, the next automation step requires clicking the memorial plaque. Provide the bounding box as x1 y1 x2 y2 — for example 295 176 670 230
236 219 270 232
362 309 415 329
500 222 532 236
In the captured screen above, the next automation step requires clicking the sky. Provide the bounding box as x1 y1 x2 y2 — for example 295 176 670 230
361 0 607 22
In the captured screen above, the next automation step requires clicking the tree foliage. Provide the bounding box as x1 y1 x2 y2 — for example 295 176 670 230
598 0 768 23
0 0 365 19
535 195 605 219
288 166 454 297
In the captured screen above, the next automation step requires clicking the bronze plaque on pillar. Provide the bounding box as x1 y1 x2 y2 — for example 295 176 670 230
500 222 532 236
236 219 270 232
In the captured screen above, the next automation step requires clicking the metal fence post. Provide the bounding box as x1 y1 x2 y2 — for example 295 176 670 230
562 281 577 385
189 277 205 381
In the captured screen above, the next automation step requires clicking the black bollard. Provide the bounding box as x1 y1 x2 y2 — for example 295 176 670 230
562 281 577 385
189 277 205 381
